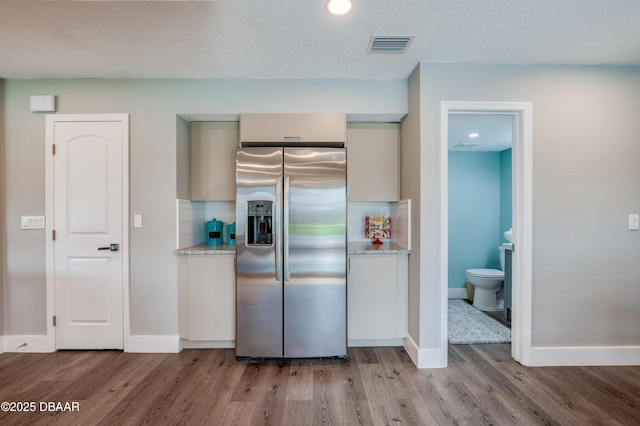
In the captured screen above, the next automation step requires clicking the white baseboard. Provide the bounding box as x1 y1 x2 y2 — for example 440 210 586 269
3 335 53 353
529 345 640 366
404 334 447 368
126 335 181 353
181 340 235 349
348 338 405 347
448 288 468 299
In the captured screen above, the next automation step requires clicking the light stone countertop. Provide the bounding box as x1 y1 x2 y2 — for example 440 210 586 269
175 242 410 255
347 242 410 254
174 244 236 255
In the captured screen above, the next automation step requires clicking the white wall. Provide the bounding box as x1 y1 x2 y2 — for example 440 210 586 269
2 78 407 337
416 63 640 351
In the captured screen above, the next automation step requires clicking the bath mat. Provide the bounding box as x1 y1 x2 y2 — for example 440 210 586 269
448 299 511 344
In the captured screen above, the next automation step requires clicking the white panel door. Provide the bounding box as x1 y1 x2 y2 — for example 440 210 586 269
51 117 126 349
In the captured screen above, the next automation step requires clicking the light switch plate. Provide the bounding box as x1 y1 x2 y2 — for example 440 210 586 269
21 216 45 229
134 214 143 228
629 214 639 231
29 95 56 112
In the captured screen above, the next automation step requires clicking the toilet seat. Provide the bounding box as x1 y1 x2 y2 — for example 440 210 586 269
466 268 504 278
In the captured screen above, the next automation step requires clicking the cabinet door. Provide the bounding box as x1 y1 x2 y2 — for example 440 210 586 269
239 113 345 144
190 122 238 201
187 255 236 341
348 255 398 340
346 123 399 201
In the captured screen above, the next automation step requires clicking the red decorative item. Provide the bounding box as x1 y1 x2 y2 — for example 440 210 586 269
365 215 391 245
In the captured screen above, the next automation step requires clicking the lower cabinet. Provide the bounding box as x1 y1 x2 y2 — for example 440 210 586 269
179 255 235 343
347 254 408 346
178 252 408 347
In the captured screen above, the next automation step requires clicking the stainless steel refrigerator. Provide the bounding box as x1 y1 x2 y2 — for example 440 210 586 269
235 147 347 358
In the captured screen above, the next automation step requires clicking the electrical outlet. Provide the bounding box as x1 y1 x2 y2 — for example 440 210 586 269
21 216 45 229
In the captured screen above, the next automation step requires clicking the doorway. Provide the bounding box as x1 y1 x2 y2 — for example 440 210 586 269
440 101 533 365
448 113 513 342
45 114 130 351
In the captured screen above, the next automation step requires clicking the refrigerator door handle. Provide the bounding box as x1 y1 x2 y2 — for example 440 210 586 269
275 177 283 281
283 175 291 281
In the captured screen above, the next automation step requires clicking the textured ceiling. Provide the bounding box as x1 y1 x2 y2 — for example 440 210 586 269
1 0 640 79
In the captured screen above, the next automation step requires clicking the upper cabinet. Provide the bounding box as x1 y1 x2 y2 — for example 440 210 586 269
240 113 346 145
347 123 400 202
190 121 238 201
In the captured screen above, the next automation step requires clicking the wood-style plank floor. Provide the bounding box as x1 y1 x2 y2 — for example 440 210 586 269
0 345 638 425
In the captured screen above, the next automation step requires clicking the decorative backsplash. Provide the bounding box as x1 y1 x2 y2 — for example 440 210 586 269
178 198 411 250
348 200 410 249
176 200 235 248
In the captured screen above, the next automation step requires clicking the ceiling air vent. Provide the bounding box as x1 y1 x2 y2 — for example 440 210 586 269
367 35 414 54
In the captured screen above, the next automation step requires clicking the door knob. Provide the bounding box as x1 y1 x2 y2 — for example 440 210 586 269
98 243 119 251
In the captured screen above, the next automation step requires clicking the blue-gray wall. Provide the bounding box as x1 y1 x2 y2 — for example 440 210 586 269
448 150 512 288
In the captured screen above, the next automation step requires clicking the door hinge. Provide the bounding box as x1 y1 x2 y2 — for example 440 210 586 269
53 315 56 327
52 144 56 155
52 230 56 241
512 243 515 253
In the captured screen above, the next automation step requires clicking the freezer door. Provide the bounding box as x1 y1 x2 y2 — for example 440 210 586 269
283 148 347 358
236 147 283 358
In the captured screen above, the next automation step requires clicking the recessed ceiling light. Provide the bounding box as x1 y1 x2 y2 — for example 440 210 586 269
326 0 352 16
468 132 479 138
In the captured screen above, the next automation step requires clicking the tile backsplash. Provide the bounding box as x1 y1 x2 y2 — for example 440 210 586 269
177 200 235 248
390 199 411 250
348 200 410 249
347 202 391 242
178 199 411 250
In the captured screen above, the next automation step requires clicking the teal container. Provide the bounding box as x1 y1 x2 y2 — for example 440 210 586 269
227 222 236 245
205 219 224 245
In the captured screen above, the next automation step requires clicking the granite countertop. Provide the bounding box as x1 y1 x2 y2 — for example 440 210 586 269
174 244 236 255
347 242 410 254
176 242 410 255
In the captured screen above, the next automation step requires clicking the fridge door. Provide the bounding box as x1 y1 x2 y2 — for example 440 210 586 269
283 148 347 358
236 147 283 358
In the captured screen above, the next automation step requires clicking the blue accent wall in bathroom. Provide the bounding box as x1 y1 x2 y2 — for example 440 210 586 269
448 150 512 289
500 149 513 243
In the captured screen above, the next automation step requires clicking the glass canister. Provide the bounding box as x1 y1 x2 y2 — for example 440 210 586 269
205 219 224 245
227 222 236 246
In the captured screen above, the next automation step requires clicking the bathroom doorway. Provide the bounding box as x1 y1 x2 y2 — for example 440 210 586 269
440 101 533 364
448 113 513 340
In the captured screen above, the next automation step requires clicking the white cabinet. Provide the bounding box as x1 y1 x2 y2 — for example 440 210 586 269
346 123 399 201
348 254 408 345
179 255 236 343
190 122 238 201
239 113 345 145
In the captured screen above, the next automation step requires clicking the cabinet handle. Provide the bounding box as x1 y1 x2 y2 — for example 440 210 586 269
348 257 351 275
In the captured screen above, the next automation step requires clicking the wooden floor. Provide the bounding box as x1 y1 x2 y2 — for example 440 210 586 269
1 345 638 425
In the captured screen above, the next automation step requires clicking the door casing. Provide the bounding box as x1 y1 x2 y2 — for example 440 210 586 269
440 101 533 366
45 113 130 352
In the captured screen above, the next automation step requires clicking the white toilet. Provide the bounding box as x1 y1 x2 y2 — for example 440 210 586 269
465 229 512 311
466 267 504 311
